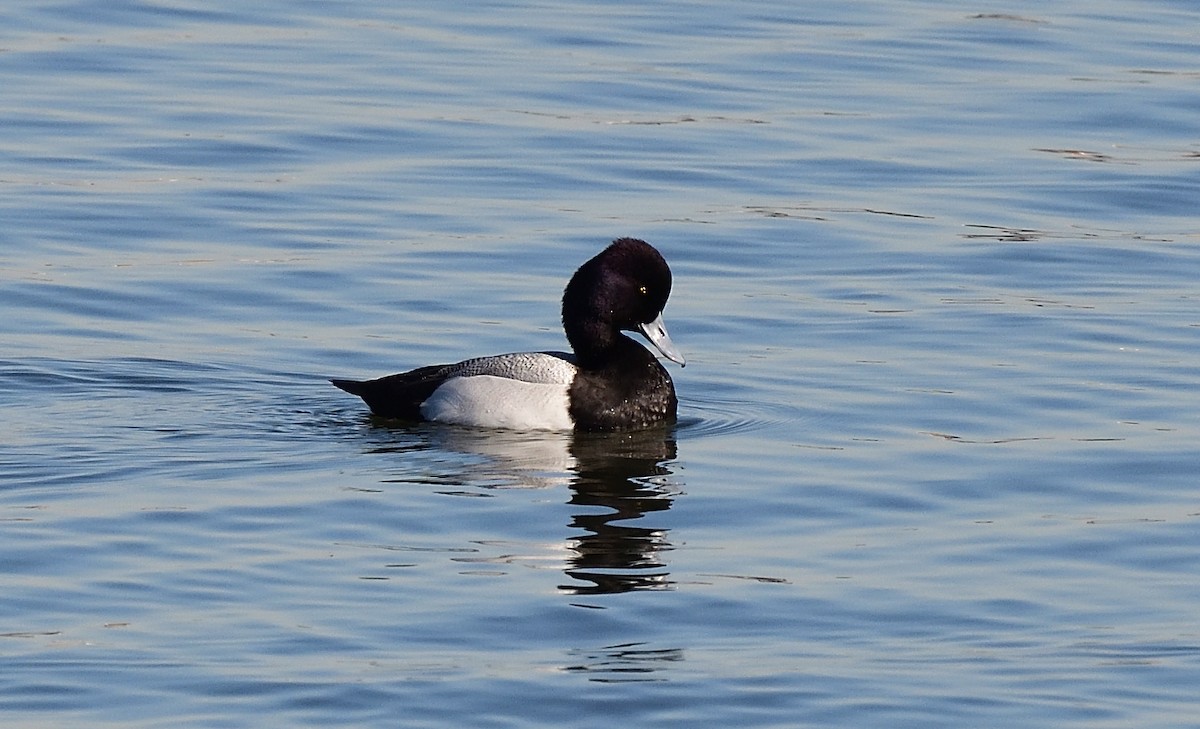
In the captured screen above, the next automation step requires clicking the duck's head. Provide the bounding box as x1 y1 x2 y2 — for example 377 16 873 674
562 237 685 367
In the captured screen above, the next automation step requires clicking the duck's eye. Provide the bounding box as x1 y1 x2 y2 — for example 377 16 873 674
639 285 647 295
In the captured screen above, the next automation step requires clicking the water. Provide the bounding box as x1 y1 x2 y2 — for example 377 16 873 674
3 1 1200 726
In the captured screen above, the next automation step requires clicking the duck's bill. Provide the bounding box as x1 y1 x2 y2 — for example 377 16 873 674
638 312 686 367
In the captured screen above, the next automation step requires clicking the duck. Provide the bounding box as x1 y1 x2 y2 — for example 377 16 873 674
331 237 685 431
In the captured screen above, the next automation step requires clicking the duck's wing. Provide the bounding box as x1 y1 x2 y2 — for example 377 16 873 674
448 351 577 384
331 351 577 420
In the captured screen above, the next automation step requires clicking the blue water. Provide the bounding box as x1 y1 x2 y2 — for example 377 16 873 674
3 1 1200 727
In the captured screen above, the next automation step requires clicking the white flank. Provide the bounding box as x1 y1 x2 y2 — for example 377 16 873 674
420 375 574 431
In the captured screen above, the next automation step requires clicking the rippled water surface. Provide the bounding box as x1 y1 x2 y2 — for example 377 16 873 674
4 1 1200 727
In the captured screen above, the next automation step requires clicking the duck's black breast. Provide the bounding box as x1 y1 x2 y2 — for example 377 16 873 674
567 337 677 432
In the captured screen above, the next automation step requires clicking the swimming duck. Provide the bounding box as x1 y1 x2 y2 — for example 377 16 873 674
332 237 684 431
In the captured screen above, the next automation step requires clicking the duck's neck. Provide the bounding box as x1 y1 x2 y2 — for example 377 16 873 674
564 317 624 369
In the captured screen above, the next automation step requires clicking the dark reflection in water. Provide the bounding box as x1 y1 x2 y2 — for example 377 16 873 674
353 417 681 596
563 641 683 683
562 427 679 595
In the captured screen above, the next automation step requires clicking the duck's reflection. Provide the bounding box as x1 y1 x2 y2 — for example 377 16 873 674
562 428 679 595
362 420 681 596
